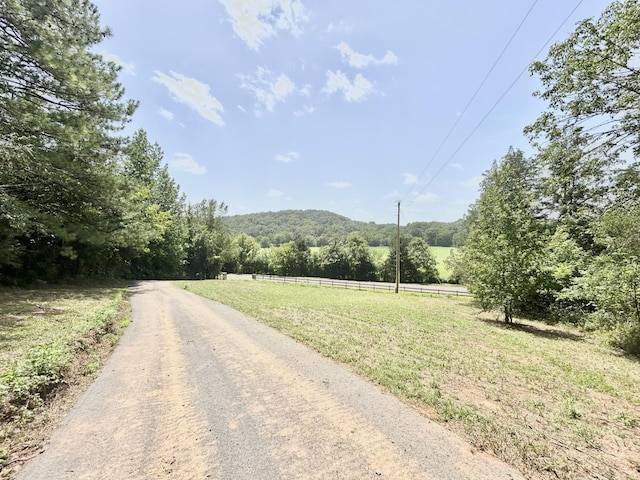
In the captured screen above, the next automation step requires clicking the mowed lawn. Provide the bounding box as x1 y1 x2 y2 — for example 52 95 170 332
178 279 640 480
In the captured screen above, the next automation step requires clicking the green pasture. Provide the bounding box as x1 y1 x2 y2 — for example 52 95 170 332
178 279 640 480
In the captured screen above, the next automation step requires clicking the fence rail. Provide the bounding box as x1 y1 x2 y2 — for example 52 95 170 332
251 274 471 297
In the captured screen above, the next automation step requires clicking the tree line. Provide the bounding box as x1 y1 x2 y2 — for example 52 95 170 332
449 0 640 353
222 233 439 284
223 210 465 247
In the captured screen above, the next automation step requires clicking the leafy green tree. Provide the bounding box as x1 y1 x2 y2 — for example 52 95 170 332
231 233 261 274
317 239 349 279
114 130 187 278
185 200 230 279
460 148 547 322
344 234 378 281
0 0 136 282
270 239 310 276
383 235 439 284
528 0 640 159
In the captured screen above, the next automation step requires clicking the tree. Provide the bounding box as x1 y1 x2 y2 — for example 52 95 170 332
383 235 439 284
185 200 231 279
0 0 136 282
114 129 187 278
344 234 378 281
270 239 310 277
317 239 350 280
459 148 547 323
527 0 640 158
231 233 261 273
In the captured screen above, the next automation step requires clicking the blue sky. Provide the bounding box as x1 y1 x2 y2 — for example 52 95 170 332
93 0 612 225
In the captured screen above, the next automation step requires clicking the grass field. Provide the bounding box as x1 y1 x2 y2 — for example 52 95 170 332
0 284 130 474
178 279 640 480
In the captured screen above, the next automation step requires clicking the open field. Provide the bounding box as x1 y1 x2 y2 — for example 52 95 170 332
0 284 130 475
178 279 640 480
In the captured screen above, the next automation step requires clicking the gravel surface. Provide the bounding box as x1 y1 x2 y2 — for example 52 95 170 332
17 281 523 479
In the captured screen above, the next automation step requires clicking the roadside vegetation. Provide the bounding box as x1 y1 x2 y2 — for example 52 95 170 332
178 279 640 480
0 285 130 476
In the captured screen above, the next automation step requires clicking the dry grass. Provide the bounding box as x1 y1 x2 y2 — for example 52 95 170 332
179 279 640 480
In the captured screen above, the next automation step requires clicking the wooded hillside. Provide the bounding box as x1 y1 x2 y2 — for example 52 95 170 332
223 210 464 247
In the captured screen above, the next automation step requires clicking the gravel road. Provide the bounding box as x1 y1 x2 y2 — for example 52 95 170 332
17 281 523 479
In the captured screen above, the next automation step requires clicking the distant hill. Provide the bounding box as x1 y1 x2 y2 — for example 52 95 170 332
223 209 465 247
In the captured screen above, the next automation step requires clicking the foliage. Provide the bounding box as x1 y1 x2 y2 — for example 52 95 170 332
224 209 464 248
184 200 231 279
459 149 547 322
528 0 640 158
382 235 439 284
0 0 137 282
0 288 127 423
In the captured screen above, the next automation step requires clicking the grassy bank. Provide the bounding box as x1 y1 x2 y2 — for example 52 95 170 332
0 284 130 475
178 279 640 480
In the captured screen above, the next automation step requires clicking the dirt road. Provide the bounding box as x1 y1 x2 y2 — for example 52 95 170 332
17 281 523 479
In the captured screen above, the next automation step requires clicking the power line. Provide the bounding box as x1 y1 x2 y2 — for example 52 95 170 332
410 0 586 202
403 0 540 203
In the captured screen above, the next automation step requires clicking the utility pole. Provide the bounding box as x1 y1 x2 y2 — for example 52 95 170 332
395 201 400 294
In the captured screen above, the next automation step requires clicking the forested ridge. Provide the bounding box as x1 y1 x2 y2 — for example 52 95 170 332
1 0 639 353
223 210 465 247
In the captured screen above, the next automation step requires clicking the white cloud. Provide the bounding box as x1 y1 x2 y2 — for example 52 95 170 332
335 42 398 69
322 71 374 102
461 175 483 187
326 181 351 188
152 71 225 126
239 67 299 115
294 105 315 117
450 163 463 170
102 51 136 75
412 192 439 203
219 0 309 51
170 153 206 175
326 20 353 34
158 107 174 121
403 173 418 185
275 151 299 163
268 188 284 197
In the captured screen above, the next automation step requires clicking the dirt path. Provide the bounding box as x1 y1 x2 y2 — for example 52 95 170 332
16 281 523 479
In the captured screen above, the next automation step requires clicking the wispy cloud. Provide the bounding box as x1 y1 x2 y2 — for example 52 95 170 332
326 181 351 188
102 51 136 75
152 71 225 126
450 163 463 170
219 0 309 51
403 173 418 185
275 151 299 163
268 188 284 197
335 42 398 69
322 71 374 102
326 20 353 34
158 107 174 121
170 153 206 175
239 67 300 115
294 105 315 117
412 192 439 203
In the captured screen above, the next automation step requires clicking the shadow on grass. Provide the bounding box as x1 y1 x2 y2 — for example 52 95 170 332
476 316 584 342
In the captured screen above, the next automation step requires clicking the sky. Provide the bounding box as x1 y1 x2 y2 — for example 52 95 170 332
92 0 613 225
